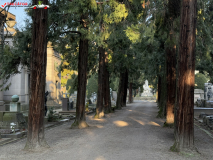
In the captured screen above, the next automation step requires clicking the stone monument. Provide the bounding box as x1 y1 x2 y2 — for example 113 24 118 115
194 89 204 103
10 95 20 112
141 80 153 97
0 95 27 130
70 91 77 108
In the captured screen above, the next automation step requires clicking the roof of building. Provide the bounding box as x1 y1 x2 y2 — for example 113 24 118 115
0 7 16 20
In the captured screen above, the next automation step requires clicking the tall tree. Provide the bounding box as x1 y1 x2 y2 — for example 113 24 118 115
71 14 89 128
172 0 197 152
24 0 49 150
123 69 128 107
95 46 105 118
165 0 180 126
128 82 133 103
103 51 112 113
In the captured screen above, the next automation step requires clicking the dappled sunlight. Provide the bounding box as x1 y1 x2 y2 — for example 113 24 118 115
96 125 104 128
129 117 161 127
184 71 194 86
113 120 129 127
128 110 132 111
88 116 107 122
148 121 161 126
129 117 145 126
95 156 106 160
93 119 106 122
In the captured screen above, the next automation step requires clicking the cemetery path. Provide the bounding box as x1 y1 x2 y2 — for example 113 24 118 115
0 100 213 160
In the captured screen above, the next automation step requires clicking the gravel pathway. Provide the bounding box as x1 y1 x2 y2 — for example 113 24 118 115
0 100 213 160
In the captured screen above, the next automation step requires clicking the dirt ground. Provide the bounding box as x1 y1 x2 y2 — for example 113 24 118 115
0 100 213 160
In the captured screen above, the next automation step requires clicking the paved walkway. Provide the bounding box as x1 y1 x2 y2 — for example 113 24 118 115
0 101 213 160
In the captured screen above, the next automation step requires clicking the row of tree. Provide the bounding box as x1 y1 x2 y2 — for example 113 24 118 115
1 0 212 154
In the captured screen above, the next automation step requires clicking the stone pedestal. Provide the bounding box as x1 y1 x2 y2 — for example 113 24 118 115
10 102 20 112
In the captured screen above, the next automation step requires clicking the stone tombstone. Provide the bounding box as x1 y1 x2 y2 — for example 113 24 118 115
141 80 153 97
10 95 20 112
204 83 212 100
194 89 204 103
62 98 69 111
207 86 213 100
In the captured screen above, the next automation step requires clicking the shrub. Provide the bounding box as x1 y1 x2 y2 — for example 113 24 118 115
195 73 208 90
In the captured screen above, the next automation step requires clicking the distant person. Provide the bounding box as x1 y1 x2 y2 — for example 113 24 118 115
45 91 49 116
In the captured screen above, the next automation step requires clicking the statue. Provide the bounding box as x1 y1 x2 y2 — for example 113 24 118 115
141 80 153 97
143 80 151 93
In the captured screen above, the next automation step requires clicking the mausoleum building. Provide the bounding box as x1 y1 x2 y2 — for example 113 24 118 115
0 8 61 108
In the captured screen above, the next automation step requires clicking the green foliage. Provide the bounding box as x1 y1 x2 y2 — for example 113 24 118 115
110 76 119 91
195 73 208 89
196 0 213 82
86 74 98 98
67 74 78 95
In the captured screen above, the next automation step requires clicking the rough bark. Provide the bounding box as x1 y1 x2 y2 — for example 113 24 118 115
94 46 105 119
128 82 133 103
157 67 167 118
157 76 161 103
71 15 89 128
165 32 176 126
172 0 197 152
24 0 49 150
123 70 128 107
103 51 112 114
116 72 125 109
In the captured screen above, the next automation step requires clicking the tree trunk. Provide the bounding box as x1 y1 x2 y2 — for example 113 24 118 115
172 0 197 152
123 69 128 107
116 72 125 109
157 76 161 103
104 51 112 114
165 32 176 126
24 0 49 150
71 15 89 128
95 46 105 118
129 82 133 103
157 66 167 118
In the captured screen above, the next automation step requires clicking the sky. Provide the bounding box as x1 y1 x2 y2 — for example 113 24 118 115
0 0 31 29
